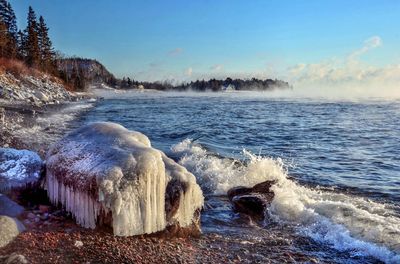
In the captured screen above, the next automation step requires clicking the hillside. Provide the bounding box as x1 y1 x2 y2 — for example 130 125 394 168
0 60 75 107
57 58 117 90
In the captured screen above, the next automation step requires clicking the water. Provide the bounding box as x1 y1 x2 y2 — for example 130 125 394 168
81 91 400 263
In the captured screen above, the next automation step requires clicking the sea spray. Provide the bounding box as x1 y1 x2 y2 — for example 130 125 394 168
172 139 400 263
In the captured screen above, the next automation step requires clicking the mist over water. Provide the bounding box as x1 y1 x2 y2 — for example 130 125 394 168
84 90 400 263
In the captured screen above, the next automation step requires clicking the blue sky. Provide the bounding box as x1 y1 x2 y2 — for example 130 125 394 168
9 0 400 82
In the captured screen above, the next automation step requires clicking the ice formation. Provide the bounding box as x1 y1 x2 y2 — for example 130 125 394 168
0 148 43 192
45 122 203 236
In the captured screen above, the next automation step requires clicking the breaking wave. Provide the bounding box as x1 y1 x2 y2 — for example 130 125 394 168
171 139 400 263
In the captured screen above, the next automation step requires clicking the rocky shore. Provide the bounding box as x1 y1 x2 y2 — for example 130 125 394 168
0 81 326 263
0 113 322 264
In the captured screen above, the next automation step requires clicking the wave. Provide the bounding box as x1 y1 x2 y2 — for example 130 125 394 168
171 139 400 263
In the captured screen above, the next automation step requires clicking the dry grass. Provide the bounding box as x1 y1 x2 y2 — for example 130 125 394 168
0 58 42 78
0 58 75 91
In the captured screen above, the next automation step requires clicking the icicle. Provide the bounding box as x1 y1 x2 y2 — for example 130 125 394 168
46 173 100 229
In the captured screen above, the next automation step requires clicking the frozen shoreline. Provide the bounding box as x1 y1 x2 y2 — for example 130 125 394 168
0 99 96 156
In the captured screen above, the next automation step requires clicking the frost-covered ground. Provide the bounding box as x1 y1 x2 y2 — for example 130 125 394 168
0 72 75 106
0 70 98 153
0 101 95 156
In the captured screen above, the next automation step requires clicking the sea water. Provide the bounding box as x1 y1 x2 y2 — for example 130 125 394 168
77 91 400 263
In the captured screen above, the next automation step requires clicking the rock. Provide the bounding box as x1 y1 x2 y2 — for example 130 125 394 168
26 213 35 219
0 148 43 193
0 195 24 217
74 240 83 248
0 216 25 248
45 122 204 236
0 253 28 264
38 205 50 213
0 107 5 124
227 180 275 220
34 91 49 102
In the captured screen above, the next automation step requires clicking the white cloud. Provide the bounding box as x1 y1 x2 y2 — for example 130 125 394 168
288 36 395 84
348 36 382 60
284 36 400 98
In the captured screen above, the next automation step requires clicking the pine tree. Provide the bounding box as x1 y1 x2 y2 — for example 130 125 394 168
5 2 17 39
25 6 40 67
38 16 54 72
0 0 18 58
0 19 8 57
17 30 26 59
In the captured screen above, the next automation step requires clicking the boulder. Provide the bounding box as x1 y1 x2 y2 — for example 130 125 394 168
45 122 204 236
227 181 275 220
0 195 24 217
33 91 49 102
0 216 25 248
0 148 43 193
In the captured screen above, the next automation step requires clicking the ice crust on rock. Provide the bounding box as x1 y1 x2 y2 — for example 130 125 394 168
45 122 203 236
0 148 43 192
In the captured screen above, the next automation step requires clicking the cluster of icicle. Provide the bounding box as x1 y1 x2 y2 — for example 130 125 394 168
47 174 102 229
45 122 203 236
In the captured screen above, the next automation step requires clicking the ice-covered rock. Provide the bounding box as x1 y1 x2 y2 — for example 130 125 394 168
45 122 204 236
0 148 43 192
0 216 25 248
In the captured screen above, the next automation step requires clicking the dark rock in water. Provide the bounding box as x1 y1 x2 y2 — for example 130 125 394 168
45 122 204 236
227 180 275 220
0 148 43 193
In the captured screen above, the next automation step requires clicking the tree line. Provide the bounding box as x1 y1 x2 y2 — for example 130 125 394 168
116 76 290 91
0 0 88 91
0 1 56 74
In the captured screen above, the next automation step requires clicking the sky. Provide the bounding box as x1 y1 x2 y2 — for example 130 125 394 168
8 0 400 88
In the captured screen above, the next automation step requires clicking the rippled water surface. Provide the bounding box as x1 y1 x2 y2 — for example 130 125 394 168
82 91 400 263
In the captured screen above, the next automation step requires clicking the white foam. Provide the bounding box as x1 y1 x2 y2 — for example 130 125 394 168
172 139 276 195
172 139 400 263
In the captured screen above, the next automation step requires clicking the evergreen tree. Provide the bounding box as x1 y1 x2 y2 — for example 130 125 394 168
25 6 40 67
4 2 17 39
17 30 26 59
0 19 8 57
38 16 54 72
0 0 18 58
